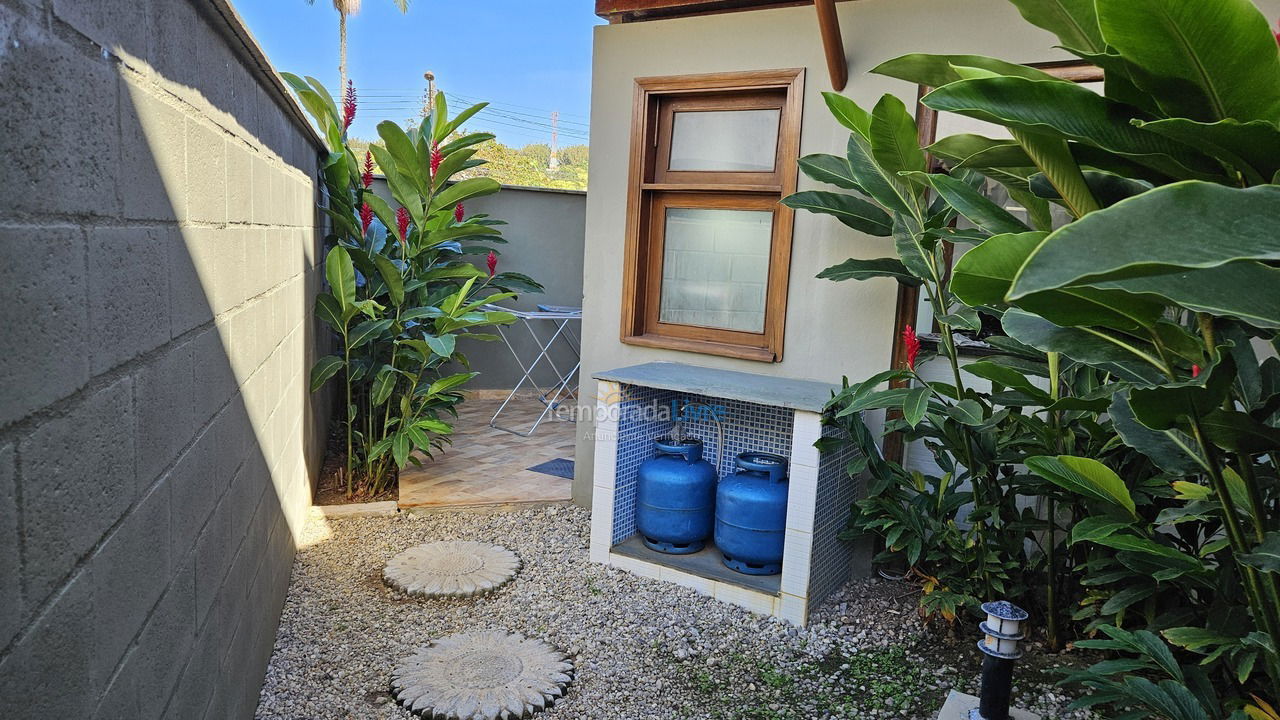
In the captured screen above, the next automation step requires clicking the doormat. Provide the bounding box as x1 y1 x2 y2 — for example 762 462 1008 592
527 457 574 480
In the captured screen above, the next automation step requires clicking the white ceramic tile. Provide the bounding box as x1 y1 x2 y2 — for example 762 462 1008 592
589 542 610 565
790 411 824 468
780 528 813 596
778 592 808 626
784 468 818 534
713 582 778 617
659 566 715 597
592 434 618 490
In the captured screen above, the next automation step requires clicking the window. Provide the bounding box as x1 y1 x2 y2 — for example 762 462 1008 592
620 69 804 362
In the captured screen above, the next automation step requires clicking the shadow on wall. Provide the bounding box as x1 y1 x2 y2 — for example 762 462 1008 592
0 1 327 718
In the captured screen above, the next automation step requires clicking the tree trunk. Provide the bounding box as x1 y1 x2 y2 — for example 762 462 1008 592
338 11 348 94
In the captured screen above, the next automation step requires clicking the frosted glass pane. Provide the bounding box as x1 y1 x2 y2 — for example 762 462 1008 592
659 208 772 333
668 109 780 171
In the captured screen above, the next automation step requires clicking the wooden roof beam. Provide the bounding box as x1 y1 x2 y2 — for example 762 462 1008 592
814 0 847 91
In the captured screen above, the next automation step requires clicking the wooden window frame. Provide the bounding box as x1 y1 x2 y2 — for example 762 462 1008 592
620 68 805 362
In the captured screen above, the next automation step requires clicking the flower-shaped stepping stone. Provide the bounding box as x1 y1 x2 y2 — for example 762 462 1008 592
383 541 520 598
391 631 574 719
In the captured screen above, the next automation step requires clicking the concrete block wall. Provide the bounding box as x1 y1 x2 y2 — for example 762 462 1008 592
0 1 328 718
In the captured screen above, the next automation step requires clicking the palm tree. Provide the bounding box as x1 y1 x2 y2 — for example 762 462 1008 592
308 0 410 93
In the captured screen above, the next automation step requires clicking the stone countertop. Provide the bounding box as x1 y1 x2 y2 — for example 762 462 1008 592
593 362 839 413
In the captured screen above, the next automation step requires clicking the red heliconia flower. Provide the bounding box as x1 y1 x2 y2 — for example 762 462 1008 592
486 250 498 278
902 324 921 371
359 202 373 235
1192 364 1202 378
396 207 411 240
342 79 357 131
430 141 443 177
361 151 374 189
454 202 465 222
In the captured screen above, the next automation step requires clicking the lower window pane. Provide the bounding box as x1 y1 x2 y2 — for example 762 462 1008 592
659 207 772 333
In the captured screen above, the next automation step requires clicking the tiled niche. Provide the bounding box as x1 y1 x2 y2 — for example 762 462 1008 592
589 362 864 625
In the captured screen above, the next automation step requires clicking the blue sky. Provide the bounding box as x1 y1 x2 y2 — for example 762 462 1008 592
236 1 603 147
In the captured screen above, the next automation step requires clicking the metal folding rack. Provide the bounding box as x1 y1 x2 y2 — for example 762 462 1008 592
481 304 582 437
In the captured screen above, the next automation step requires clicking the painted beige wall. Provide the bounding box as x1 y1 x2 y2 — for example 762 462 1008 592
575 0 1090 506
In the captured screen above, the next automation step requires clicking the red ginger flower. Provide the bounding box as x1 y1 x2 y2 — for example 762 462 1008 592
486 250 498 278
902 324 921 371
342 80 357 132
396 207 411 240
361 151 374 189
430 141 443 177
1192 364 1202 378
359 202 373 235
454 203 465 222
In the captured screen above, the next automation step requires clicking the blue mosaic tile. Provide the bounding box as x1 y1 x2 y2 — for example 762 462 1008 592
611 385 794 545
807 415 863 611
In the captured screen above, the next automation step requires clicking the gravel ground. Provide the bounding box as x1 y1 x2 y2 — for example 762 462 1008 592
255 506 1095 720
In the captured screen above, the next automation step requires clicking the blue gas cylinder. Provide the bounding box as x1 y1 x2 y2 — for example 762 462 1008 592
715 452 789 575
636 438 717 554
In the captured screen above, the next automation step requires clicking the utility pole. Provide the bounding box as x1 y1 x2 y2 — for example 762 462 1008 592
548 110 560 171
422 71 436 122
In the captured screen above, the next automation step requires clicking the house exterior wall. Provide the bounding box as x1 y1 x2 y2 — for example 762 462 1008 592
574 0 1083 506
0 1 327 718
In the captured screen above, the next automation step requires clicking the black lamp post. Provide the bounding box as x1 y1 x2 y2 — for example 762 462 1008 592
971 601 1028 720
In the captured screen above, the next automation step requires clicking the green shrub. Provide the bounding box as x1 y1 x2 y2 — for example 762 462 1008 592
285 74 542 497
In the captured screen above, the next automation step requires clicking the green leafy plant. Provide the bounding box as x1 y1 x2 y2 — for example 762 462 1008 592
849 0 1280 714
285 73 542 497
792 91 1157 641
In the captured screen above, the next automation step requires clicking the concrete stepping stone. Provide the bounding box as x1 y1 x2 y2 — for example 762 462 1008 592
383 541 520 598
391 630 574 719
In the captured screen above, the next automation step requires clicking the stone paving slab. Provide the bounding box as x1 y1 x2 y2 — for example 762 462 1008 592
391 630 574 719
383 541 520 598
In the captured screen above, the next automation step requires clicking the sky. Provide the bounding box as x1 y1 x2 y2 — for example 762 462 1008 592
235 0 604 147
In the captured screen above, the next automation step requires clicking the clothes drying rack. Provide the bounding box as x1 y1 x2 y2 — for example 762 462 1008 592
481 304 582 437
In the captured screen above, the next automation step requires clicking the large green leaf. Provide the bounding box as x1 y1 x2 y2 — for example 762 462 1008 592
1096 0 1280 123
1002 309 1166 384
1085 261 1280 330
1198 408 1280 454
952 232 1166 331
325 246 356 310
1009 182 1280 299
1109 391 1203 474
963 360 1051 402
1007 0 1104 53
822 92 871 137
1025 455 1137 517
314 292 349 332
927 134 1030 169
817 258 922 286
373 255 404 306
903 172 1028 234
348 318 394 349
922 77 1215 178
431 177 501 214
781 191 892 236
377 120 424 191
872 53 1065 88
1135 118 1280 184
1240 532 1280 574
309 355 345 393
870 95 926 183
846 132 915 216
798 153 860 190
902 387 930 428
